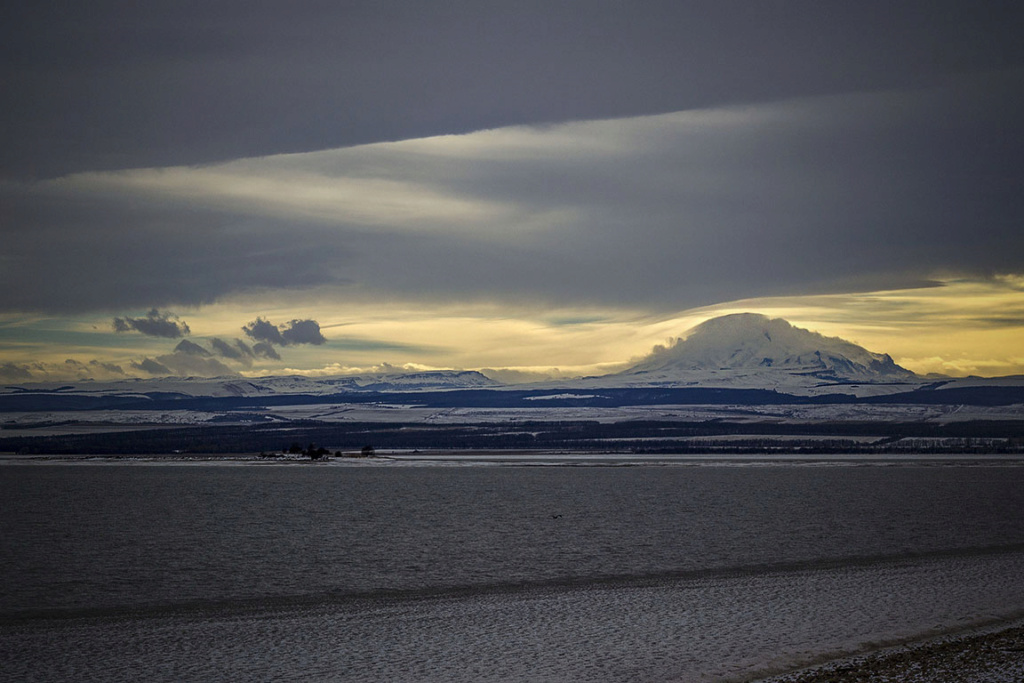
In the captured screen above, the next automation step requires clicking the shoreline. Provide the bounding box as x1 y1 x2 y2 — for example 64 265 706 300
751 618 1024 683
5 450 1024 463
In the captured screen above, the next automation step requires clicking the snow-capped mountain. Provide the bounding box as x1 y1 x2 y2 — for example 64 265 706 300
601 313 919 394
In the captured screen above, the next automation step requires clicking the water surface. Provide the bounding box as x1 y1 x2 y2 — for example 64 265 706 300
4 460 1024 681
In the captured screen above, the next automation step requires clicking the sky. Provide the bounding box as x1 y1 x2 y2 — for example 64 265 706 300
2 1 1023 383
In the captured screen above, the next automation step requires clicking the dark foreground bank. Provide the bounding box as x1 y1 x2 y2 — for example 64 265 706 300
758 623 1024 683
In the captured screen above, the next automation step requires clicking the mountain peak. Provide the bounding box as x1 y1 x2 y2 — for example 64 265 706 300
624 313 916 385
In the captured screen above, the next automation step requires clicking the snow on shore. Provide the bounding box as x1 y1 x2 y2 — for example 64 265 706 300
4 550 1024 682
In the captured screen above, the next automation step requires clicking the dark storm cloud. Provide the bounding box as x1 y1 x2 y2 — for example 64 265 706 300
0 362 34 381
89 360 126 375
131 350 236 377
159 352 235 377
123 337 271 377
211 337 260 364
241 318 285 346
976 318 1024 328
281 320 327 346
63 358 124 379
329 337 445 354
3 1 1023 179
0 359 127 381
173 339 210 356
131 358 172 376
3 359 130 381
113 309 191 338
211 337 247 360
211 337 265 368
253 343 281 361
242 318 327 346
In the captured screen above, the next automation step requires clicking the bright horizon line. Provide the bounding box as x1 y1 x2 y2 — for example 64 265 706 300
4 299 1023 385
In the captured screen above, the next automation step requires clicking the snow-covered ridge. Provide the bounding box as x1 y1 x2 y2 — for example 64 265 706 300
0 370 497 398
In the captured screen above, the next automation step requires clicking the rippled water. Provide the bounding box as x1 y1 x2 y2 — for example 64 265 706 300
3 460 1024 681
4 462 1024 615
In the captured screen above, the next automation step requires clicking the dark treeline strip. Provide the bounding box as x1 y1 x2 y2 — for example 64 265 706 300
3 384 1024 413
2 420 1022 455
0 388 809 412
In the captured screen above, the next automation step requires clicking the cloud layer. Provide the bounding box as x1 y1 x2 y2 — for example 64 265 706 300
4 73 1023 316
3 2 1023 179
